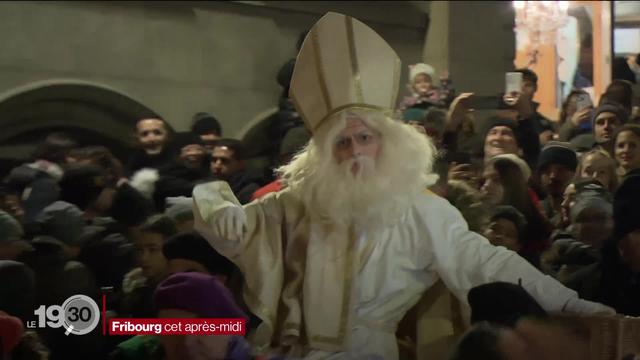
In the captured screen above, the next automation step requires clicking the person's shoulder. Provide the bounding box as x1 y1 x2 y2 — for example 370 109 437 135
413 189 461 219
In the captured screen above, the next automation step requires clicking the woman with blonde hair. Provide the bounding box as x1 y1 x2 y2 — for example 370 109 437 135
574 149 619 193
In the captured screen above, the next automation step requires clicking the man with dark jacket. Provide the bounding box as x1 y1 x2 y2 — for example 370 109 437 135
210 139 262 204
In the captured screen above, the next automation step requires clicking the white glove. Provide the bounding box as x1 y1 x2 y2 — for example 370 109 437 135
562 297 616 315
193 181 246 241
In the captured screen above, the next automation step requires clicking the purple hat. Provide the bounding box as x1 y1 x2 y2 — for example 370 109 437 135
154 272 246 319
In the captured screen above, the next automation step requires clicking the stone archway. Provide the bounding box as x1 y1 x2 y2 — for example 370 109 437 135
0 80 166 172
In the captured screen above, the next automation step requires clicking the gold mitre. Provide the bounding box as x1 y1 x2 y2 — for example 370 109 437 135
289 12 401 133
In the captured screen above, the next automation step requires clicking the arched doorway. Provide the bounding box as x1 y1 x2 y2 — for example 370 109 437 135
0 80 167 176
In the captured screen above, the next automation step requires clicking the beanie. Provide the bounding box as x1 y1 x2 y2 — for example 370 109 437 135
191 113 222 137
409 63 435 83
537 141 578 172
154 272 246 319
162 232 235 277
591 103 628 128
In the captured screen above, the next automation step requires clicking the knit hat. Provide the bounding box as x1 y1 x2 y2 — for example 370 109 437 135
591 103 628 128
191 112 222 137
164 196 194 223
409 63 435 83
570 182 613 224
468 281 547 327
172 132 204 151
0 260 36 321
483 117 519 145
490 205 528 242
35 201 85 246
59 164 107 210
154 272 246 319
537 141 578 172
486 154 531 180
613 173 640 239
162 232 235 277
279 126 311 157
0 311 24 355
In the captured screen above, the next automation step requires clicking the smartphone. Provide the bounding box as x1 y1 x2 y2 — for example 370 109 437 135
575 93 593 112
505 72 523 96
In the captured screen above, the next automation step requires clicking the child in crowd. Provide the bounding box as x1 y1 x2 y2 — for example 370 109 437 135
483 206 527 253
397 63 454 120
122 214 176 318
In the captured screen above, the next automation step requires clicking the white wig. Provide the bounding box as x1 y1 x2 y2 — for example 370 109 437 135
278 109 438 227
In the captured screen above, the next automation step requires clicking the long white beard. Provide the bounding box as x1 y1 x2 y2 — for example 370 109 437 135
279 112 438 228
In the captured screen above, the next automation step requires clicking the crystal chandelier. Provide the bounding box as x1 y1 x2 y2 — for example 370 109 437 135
513 1 570 46
513 1 569 66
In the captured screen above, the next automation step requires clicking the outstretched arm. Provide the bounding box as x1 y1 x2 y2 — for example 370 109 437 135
426 198 614 315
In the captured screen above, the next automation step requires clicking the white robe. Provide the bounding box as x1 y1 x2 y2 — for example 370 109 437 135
192 181 608 360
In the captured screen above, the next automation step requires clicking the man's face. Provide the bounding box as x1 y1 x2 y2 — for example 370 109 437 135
136 119 168 155
134 231 168 282
540 164 575 198
484 218 521 252
521 79 536 99
594 112 621 144
412 73 433 96
180 144 206 169
333 117 382 176
484 126 520 159
210 147 243 179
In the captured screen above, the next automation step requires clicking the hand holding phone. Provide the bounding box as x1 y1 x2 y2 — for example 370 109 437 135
504 72 523 106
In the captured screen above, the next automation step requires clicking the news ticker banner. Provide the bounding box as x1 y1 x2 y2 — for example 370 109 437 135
26 294 245 336
109 318 246 336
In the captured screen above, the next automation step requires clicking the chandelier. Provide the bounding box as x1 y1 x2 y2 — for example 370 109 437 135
513 1 569 66
513 1 570 46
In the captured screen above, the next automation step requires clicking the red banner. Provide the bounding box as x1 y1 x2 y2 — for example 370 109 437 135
108 318 245 336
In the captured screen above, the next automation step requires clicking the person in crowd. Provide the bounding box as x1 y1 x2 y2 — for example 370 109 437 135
193 13 611 359
398 63 454 120
121 214 176 318
557 90 595 142
191 112 222 153
154 272 251 360
603 79 634 118
613 124 640 180
449 318 590 360
4 132 76 225
537 142 578 229
0 185 25 225
513 68 555 141
483 206 527 253
591 102 628 158
481 155 551 265
210 139 262 204
542 181 613 282
0 210 32 261
404 107 448 149
0 260 36 322
564 173 640 316
163 232 235 280
125 117 173 176
164 196 195 233
252 126 311 201
153 132 212 211
574 148 618 193
1 310 50 360
67 145 125 187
